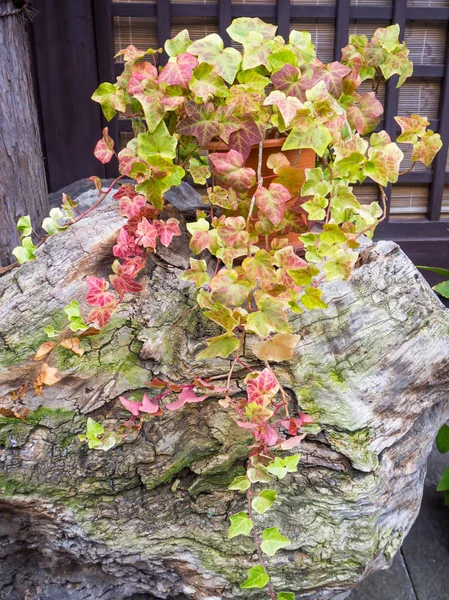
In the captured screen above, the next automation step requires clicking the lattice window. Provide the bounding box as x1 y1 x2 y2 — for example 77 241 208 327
171 18 218 39
113 17 158 59
390 186 430 219
404 21 447 65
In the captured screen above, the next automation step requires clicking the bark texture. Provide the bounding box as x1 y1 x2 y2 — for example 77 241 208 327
0 1 48 266
0 195 449 600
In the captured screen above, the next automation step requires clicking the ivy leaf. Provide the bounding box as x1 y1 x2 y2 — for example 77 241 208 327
436 424 449 454
287 265 320 286
78 417 104 449
437 466 449 492
240 565 270 590
154 218 181 247
197 332 240 360
136 155 185 209
12 236 37 264
64 300 89 332
34 341 57 361
188 33 241 84
94 128 115 164
180 258 210 288
166 387 207 411
261 527 291 557
134 85 166 134
189 158 211 185
242 250 276 288
17 215 32 237
210 267 254 306
255 183 291 226
301 167 331 197
91 82 126 121
135 217 158 249
113 227 143 260
158 52 198 89
272 64 304 100
300 287 328 310
302 195 328 221
247 465 273 483
190 62 229 102
253 333 301 362
395 115 430 144
278 593 295 600
252 489 277 514
227 17 277 45
42 208 66 236
217 216 250 249
289 29 316 61
322 61 351 98
347 92 383 136
137 121 177 160
246 367 280 405
209 150 256 192
118 194 147 219
88 302 117 329
228 475 251 492
282 122 332 157
204 303 240 332
411 131 442 167
228 512 254 539
324 252 355 282
228 118 266 162
247 295 292 338
433 281 449 299
264 90 303 128
110 263 143 296
186 218 213 254
165 29 192 58
127 61 158 95
177 101 220 147
364 142 404 187
85 276 116 307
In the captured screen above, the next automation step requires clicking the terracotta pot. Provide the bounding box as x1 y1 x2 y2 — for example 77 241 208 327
207 138 316 250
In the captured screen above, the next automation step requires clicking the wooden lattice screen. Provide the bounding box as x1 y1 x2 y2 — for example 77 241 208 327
92 0 449 245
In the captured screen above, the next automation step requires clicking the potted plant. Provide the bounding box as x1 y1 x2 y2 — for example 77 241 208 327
15 17 442 599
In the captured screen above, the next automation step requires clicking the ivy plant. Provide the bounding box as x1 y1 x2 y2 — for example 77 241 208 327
20 18 443 599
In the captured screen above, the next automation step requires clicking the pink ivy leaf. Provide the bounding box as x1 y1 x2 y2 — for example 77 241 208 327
166 387 207 411
256 423 279 447
113 227 143 260
254 183 291 226
88 301 118 329
322 61 352 98
127 61 158 94
113 184 138 201
120 396 142 416
234 419 258 430
94 127 114 164
158 53 199 89
247 368 280 405
120 256 145 277
135 217 158 249
140 393 162 414
279 434 306 450
347 92 384 136
85 276 116 307
271 64 305 101
208 149 256 192
274 246 308 270
117 148 141 177
154 218 181 247
110 264 143 296
119 194 147 219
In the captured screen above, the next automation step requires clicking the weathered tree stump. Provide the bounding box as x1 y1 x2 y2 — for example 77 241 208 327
0 1 48 266
1 194 449 600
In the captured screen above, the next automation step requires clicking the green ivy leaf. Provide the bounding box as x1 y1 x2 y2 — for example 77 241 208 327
42 208 65 236
246 295 292 338
228 512 253 539
180 258 210 288
437 465 449 492
165 29 192 57
433 281 449 299
188 33 241 84
12 236 37 264
64 301 89 332
283 454 301 472
282 123 332 157
91 82 125 121
260 527 291 556
278 592 295 600
17 215 32 237
228 475 251 492
300 287 328 310
247 465 273 483
436 424 449 454
44 325 57 339
267 457 288 479
196 332 240 360
137 121 177 160
252 489 277 514
301 168 331 197
240 565 270 589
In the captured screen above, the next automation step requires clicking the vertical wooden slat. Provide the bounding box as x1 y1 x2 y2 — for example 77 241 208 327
428 21 449 221
277 0 290 41
157 0 171 65
219 0 232 46
379 0 407 222
334 0 350 61
92 0 118 178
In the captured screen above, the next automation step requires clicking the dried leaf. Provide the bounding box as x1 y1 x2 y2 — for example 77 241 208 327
60 337 85 356
253 333 301 362
34 341 57 361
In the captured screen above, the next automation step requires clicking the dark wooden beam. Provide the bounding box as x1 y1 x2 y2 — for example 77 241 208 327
111 3 157 18
334 0 350 61
218 0 232 47
428 21 449 221
277 0 291 41
157 0 171 65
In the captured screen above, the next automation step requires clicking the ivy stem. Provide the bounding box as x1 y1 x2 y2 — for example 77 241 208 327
265 360 290 419
377 183 388 223
399 161 416 176
246 140 264 237
247 489 276 600
75 175 124 223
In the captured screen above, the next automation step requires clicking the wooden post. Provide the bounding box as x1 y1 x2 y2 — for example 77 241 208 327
0 0 48 266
